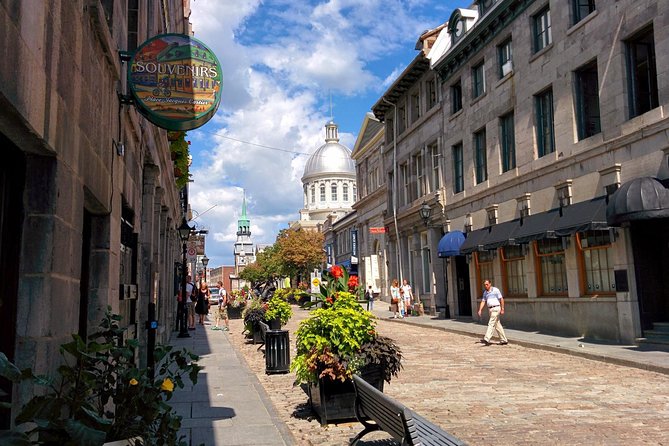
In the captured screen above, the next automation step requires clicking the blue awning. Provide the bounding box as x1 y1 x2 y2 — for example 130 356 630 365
437 230 466 257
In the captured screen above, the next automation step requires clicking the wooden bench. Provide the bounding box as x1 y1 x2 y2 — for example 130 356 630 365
350 374 467 446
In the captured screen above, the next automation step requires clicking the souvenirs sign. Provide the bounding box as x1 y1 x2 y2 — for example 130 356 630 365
128 34 222 131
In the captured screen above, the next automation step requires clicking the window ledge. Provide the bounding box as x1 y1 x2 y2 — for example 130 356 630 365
449 109 464 122
529 42 553 63
470 91 488 106
566 10 599 36
495 71 514 88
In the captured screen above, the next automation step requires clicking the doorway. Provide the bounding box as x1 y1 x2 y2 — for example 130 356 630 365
454 256 472 317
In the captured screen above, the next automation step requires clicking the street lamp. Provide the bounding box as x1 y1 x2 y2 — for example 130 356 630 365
419 201 432 227
202 255 209 282
177 218 193 338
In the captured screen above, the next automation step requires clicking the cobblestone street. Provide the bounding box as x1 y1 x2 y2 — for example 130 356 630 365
222 306 669 446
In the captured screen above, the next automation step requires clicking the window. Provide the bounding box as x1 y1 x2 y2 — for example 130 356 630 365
386 118 395 142
452 143 464 193
451 81 463 114
501 245 527 297
577 231 615 294
415 152 425 197
500 112 516 172
331 183 338 201
497 39 513 78
626 27 659 118
535 239 567 295
310 185 315 204
127 0 139 52
572 0 595 25
475 251 494 291
535 88 555 157
472 62 486 98
320 184 326 202
427 77 438 109
533 7 552 53
353 185 357 202
411 90 421 123
398 104 407 134
474 128 487 184
429 143 440 192
401 163 410 205
343 184 349 201
421 233 431 295
575 61 601 139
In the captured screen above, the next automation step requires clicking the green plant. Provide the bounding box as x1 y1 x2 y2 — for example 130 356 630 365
357 336 403 383
305 265 360 309
291 292 377 385
169 132 189 189
0 309 201 446
242 299 267 334
264 295 293 326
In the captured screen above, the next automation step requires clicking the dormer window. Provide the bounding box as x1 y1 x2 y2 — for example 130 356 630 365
451 15 466 44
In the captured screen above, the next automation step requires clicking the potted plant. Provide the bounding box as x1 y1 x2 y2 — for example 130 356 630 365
242 298 267 344
0 308 201 446
227 290 246 319
291 266 402 425
264 294 293 329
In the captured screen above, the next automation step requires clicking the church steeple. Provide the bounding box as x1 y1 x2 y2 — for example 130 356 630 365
237 194 250 236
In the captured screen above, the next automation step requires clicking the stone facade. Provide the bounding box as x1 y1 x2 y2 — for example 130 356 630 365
0 1 192 424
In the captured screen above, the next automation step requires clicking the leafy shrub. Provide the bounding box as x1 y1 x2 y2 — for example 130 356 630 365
264 295 292 326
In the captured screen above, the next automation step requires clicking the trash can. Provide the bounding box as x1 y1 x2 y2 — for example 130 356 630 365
265 329 290 374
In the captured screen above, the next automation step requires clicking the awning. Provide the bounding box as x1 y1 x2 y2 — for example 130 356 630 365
482 219 521 250
606 177 669 225
514 209 560 244
459 228 489 254
437 230 466 257
554 196 609 236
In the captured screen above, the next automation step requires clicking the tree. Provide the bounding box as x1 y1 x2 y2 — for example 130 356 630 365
275 228 325 281
239 244 282 296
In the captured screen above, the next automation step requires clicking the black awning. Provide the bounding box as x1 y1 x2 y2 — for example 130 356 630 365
606 177 669 225
514 209 560 244
554 196 609 236
482 219 521 250
437 230 466 257
460 228 489 254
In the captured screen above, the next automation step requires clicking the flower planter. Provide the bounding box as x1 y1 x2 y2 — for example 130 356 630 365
252 322 264 344
268 318 281 330
228 306 243 319
308 365 384 426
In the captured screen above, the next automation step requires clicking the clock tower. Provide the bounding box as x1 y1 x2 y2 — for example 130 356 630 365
233 195 255 277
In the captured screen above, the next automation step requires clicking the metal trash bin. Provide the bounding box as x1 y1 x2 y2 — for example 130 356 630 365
265 329 290 374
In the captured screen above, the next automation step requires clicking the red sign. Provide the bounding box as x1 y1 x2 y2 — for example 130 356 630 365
369 227 386 234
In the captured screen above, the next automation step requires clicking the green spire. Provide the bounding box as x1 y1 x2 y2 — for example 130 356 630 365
237 193 250 234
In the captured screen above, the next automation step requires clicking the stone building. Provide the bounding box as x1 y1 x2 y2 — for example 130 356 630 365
0 1 193 425
371 0 669 342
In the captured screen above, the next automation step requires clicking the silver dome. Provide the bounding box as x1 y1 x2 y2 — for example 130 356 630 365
302 121 355 181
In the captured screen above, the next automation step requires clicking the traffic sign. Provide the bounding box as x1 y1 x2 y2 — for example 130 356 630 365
186 246 197 262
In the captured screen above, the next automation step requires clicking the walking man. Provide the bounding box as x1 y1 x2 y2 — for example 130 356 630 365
477 279 508 346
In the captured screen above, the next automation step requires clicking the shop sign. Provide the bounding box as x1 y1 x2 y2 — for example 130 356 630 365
369 227 386 234
128 34 222 131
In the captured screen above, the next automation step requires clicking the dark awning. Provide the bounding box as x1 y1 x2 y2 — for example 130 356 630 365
606 177 669 226
460 228 489 254
482 219 521 250
437 230 466 257
514 210 560 244
554 196 609 236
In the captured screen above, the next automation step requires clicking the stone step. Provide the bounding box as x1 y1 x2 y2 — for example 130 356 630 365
651 322 669 333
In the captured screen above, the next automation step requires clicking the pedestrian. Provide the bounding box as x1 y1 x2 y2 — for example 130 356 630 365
365 285 374 310
195 281 211 326
186 275 197 330
213 281 229 331
477 279 508 345
401 279 414 317
390 279 402 318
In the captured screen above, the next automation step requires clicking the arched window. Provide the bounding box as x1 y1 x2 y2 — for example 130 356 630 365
353 185 357 202
320 184 326 202
331 183 338 201
310 185 315 204
343 184 349 201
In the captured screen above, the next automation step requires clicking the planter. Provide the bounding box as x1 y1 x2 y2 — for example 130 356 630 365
252 322 263 344
228 306 243 319
308 365 384 426
268 318 281 330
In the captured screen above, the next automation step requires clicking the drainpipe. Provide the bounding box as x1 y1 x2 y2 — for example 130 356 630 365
382 98 403 284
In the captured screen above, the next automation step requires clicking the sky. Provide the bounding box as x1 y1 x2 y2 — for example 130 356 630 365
187 0 458 268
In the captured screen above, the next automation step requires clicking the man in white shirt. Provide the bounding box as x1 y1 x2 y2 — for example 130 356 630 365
477 279 508 346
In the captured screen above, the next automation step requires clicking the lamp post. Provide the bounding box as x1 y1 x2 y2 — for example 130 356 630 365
419 201 432 227
177 218 193 338
202 255 209 282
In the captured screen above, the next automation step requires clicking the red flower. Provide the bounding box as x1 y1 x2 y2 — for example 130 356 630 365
325 297 333 304
330 265 344 279
348 275 359 289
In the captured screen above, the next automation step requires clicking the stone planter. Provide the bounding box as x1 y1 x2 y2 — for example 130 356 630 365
308 365 384 426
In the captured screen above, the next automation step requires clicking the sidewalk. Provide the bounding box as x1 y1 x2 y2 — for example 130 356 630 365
369 306 669 375
168 323 295 446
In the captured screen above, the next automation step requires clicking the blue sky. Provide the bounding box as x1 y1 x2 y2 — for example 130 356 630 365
188 0 459 267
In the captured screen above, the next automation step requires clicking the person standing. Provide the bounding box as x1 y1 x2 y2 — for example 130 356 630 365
401 279 414 317
186 275 197 330
365 285 374 311
390 279 402 318
477 279 508 345
212 281 229 331
195 281 211 326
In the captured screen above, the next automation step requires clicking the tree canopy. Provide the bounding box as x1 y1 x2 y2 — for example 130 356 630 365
275 228 325 279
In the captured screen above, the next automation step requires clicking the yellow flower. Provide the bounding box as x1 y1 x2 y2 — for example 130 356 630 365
161 378 175 392
129 378 138 386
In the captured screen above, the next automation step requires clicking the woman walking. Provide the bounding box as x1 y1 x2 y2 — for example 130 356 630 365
390 279 402 319
195 281 211 326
